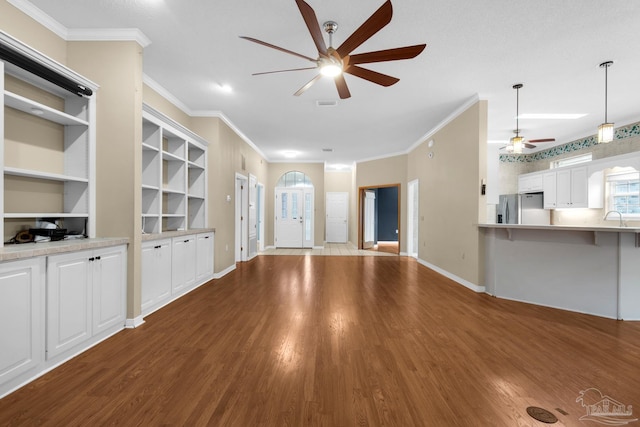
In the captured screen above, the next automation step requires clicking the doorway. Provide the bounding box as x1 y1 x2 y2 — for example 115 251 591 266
275 171 314 248
358 184 400 254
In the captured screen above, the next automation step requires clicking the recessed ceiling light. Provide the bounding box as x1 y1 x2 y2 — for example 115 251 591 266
215 83 232 93
517 113 587 120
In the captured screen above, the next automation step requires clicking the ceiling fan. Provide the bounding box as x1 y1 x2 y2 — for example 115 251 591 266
240 0 426 99
502 83 555 153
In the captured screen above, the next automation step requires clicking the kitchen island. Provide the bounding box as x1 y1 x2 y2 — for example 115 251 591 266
479 224 640 320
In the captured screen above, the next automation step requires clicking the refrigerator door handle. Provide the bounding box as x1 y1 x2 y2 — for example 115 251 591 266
505 199 509 223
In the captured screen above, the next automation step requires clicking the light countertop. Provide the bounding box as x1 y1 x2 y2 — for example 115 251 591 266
141 228 215 242
478 223 640 233
0 237 129 262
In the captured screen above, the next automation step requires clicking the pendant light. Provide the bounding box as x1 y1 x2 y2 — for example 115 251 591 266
511 83 524 154
597 61 614 143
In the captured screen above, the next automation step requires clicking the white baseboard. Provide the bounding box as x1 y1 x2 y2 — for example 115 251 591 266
313 245 324 250
417 258 486 293
399 251 408 257
125 315 145 329
213 263 236 279
264 245 276 250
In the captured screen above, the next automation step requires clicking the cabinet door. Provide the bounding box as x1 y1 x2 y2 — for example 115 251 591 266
543 172 557 209
141 242 157 312
570 166 589 208
47 251 92 359
184 236 197 289
556 169 572 208
157 240 172 300
0 258 44 388
92 245 126 335
196 232 214 282
141 240 172 315
172 238 187 294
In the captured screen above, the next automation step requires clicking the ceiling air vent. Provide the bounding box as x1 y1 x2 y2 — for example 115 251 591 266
322 148 334 152
316 100 338 107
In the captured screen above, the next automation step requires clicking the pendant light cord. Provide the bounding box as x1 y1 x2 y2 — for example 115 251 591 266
604 63 608 123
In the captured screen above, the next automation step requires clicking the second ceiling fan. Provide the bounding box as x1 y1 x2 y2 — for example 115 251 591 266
504 83 556 153
240 0 426 99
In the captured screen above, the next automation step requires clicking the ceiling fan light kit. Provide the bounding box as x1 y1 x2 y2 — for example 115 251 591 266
597 60 614 143
240 0 426 99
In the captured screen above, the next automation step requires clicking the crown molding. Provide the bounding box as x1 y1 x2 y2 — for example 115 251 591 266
7 0 68 39
143 74 267 161
8 0 151 47
67 28 151 48
406 94 482 153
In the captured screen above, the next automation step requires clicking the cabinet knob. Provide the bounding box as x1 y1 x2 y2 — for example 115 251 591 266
89 257 95 262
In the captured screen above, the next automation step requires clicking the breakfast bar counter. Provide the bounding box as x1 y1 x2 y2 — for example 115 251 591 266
478 224 640 320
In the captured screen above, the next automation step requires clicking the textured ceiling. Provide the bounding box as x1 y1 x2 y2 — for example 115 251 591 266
18 0 640 165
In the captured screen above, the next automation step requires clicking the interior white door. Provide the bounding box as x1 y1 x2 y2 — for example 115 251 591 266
407 180 419 258
248 174 257 258
363 190 376 249
326 192 348 243
276 188 303 248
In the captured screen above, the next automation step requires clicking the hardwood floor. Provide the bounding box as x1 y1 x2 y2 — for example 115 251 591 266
1 256 640 426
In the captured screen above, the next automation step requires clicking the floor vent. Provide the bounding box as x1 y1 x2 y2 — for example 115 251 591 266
526 406 558 423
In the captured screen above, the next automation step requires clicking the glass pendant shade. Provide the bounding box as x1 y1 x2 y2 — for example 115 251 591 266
598 122 614 143
511 136 524 154
597 61 614 144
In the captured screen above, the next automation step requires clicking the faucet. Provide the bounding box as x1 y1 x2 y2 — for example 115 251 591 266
603 210 625 227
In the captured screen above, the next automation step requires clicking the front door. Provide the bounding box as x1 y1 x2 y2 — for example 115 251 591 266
275 187 314 248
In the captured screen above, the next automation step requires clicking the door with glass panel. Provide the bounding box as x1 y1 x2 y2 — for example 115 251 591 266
275 188 313 248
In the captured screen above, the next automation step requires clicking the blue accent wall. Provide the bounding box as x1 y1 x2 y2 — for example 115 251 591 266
377 186 398 242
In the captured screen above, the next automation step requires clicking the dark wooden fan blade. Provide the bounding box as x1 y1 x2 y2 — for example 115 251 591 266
252 67 318 76
349 44 426 65
344 65 399 87
240 36 317 63
294 74 322 96
336 0 392 57
524 143 536 149
528 138 555 143
294 0 327 55
334 74 351 99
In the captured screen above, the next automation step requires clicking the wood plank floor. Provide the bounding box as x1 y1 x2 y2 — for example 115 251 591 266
1 256 640 426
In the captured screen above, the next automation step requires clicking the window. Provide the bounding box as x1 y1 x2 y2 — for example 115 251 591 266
607 169 640 218
281 193 287 219
551 153 592 169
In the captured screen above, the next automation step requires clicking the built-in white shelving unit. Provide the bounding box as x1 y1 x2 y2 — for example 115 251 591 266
1 31 97 246
141 104 208 234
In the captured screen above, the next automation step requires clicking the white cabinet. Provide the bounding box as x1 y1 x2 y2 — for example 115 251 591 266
92 246 127 335
543 172 557 209
196 232 214 282
0 42 97 246
46 245 126 359
172 234 196 293
141 238 172 314
142 231 214 317
518 173 543 194
141 104 208 234
556 166 587 208
0 258 44 391
46 251 92 359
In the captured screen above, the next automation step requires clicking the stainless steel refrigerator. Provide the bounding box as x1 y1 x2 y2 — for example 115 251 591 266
497 193 550 225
